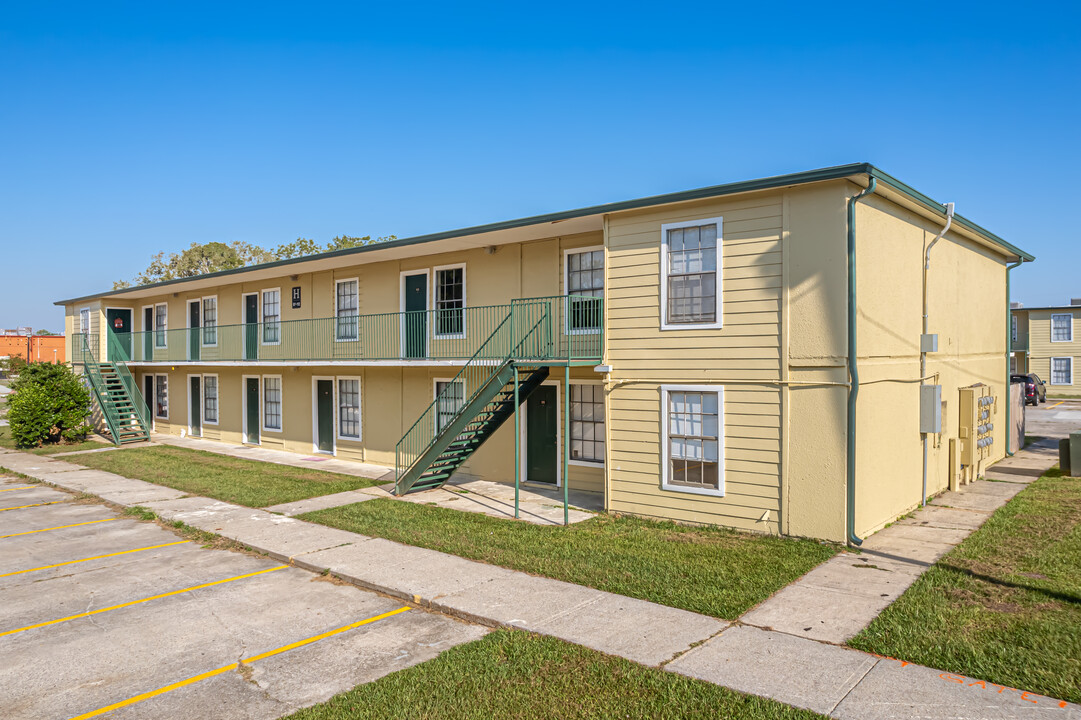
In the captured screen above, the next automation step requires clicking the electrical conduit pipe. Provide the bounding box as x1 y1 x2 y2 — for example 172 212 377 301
846 177 876 547
921 202 955 506
1005 259 1024 456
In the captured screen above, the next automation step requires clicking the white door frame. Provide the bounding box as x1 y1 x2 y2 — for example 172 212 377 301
399 269 430 359
311 375 336 455
519 378 562 488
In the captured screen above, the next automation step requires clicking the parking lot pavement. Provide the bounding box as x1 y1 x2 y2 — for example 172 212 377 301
1024 398 1081 440
0 476 487 720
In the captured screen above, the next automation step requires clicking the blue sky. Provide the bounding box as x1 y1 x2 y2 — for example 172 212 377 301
2 2 1079 331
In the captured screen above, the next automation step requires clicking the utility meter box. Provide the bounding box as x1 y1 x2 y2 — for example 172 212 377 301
959 384 996 466
920 384 942 433
921 333 939 353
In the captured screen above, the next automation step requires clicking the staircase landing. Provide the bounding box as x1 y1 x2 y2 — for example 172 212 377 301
379 477 602 525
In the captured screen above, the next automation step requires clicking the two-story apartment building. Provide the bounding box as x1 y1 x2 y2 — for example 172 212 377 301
59 164 1033 544
1012 300 1081 395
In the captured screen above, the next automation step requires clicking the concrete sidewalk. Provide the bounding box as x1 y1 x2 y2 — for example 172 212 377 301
2 446 1075 719
740 441 1056 645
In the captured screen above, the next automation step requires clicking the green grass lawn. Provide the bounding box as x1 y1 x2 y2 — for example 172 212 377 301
301 499 836 619
0 424 110 455
71 445 385 507
285 630 824 720
849 467 1081 703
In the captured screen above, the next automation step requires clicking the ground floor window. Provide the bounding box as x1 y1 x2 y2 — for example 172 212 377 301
1051 357 1073 385
570 384 604 464
203 375 218 423
338 378 361 439
435 379 465 433
154 375 169 419
263 376 282 430
662 385 723 496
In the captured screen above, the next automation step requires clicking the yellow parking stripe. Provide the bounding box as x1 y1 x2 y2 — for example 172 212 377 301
1049 400 1064 408
0 485 37 493
0 518 116 540
0 501 63 513
0 540 189 579
69 605 411 720
1 565 288 638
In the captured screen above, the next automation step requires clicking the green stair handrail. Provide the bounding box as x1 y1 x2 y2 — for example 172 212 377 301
105 330 151 435
80 334 125 445
394 300 553 492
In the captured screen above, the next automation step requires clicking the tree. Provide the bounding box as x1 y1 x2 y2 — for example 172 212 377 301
7 361 91 447
273 237 322 260
34 329 56 335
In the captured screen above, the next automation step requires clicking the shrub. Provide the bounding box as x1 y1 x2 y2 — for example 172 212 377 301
2 355 28 376
7 362 91 448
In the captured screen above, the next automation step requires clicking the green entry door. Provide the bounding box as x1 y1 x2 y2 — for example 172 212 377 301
244 294 259 360
403 273 427 359
245 377 260 444
188 301 201 361
143 375 154 430
190 376 202 438
106 308 132 361
143 307 153 360
526 384 558 485
316 379 334 453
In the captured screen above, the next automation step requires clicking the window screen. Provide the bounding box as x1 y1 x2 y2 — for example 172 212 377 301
336 281 359 340
1052 358 1073 385
666 223 718 325
1052 314 1072 342
262 290 280 343
263 377 282 429
202 298 218 345
667 390 720 490
338 378 361 438
435 268 465 336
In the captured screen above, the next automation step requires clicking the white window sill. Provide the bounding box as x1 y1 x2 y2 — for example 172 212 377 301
661 483 725 498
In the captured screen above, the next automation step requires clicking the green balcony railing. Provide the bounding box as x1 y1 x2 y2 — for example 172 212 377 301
100 295 603 364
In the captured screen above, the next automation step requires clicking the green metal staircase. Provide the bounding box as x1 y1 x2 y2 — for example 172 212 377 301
395 299 556 495
81 334 151 445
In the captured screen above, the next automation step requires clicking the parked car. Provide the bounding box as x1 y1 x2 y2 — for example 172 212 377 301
1012 373 1046 405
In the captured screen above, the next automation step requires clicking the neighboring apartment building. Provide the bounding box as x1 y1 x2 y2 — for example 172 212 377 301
1012 300 1081 395
0 333 65 364
58 164 1033 543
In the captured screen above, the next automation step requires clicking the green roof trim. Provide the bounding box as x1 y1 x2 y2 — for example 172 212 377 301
55 162 1033 305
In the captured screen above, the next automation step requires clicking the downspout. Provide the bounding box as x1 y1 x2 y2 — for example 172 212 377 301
846 177 876 547
921 202 955 506
1005 259 1024 456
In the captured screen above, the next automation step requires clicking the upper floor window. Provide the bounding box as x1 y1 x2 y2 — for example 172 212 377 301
1052 314 1073 343
336 280 359 341
566 248 603 334
262 290 281 344
154 304 167 348
434 265 465 337
79 308 91 335
1011 316 1018 343
202 297 218 346
661 218 722 330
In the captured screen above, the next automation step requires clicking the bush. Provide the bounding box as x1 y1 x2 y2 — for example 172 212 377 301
2 355 28 376
7 362 91 448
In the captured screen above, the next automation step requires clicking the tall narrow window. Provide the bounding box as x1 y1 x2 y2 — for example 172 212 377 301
263 377 282 430
661 219 721 329
663 387 722 495
570 384 605 463
154 304 168 348
435 379 465 432
338 378 361 439
202 297 218 346
154 375 169 419
79 308 91 335
1052 314 1073 342
1011 316 1018 344
434 266 465 337
566 249 604 333
336 280 359 340
1051 357 1073 385
262 290 280 343
203 375 219 423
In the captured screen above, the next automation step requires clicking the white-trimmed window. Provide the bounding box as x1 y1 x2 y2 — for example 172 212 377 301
435 379 465 433
434 265 465 338
1051 357 1073 385
203 375 219 424
1010 356 1017 374
337 378 361 439
661 217 722 330
154 374 169 419
263 376 282 431
202 297 218 346
1011 316 1018 344
154 303 168 348
1051 313 1073 343
79 308 91 335
335 279 359 341
565 248 604 334
661 385 723 496
262 290 281 344
570 384 605 464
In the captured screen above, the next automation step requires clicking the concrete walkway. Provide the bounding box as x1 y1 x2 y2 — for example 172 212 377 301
739 442 1056 645
1 447 1075 718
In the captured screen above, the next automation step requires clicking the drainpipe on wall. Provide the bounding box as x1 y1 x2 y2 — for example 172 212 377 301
1005 259 1024 456
847 177 877 547
921 202 955 507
